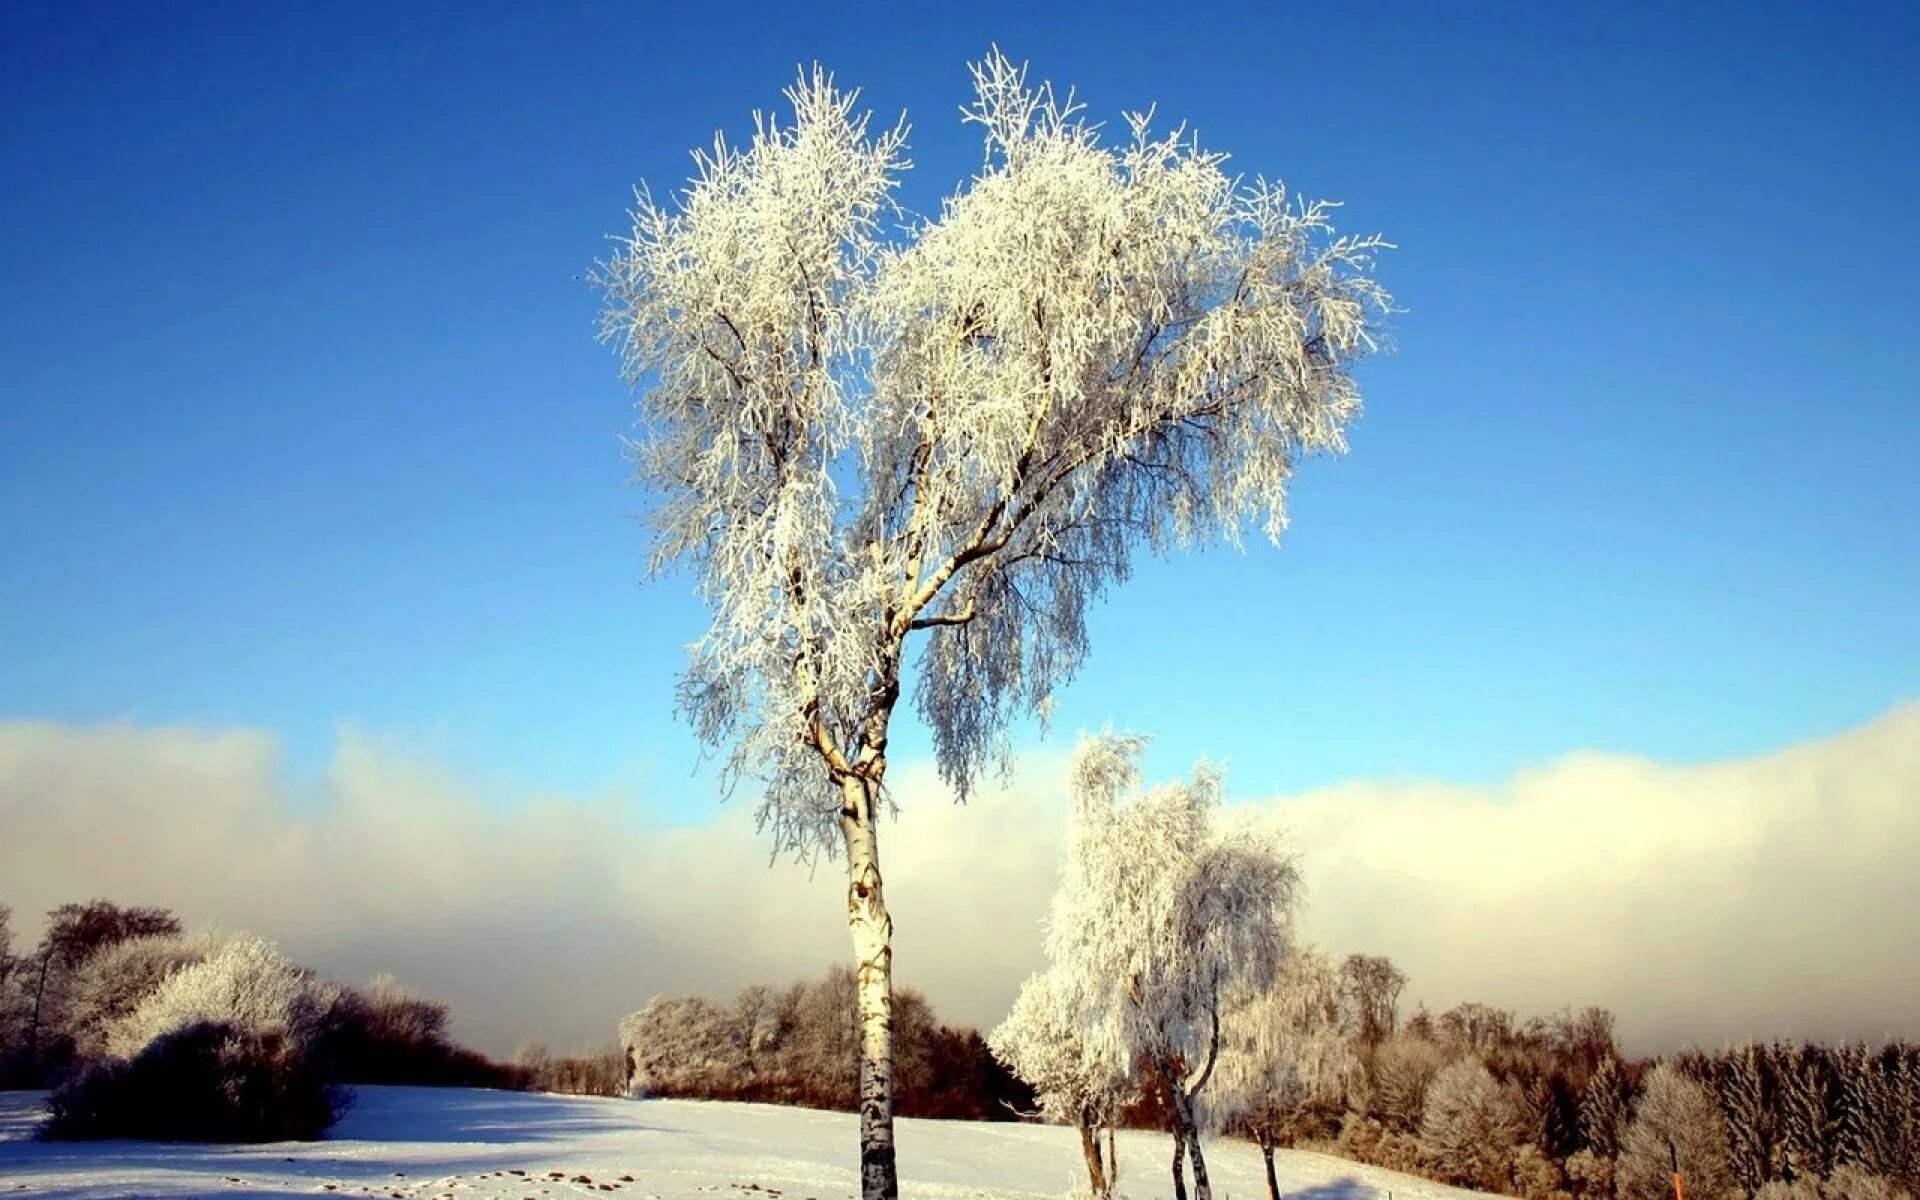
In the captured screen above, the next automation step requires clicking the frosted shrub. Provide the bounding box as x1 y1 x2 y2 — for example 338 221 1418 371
1564 1148 1615 1198
104 936 329 1060
1509 1142 1568 1200
44 1021 344 1142
1617 1062 1739 1200
1822 1165 1914 1200
1750 1169 1915 1200
318 973 518 1087
1370 1035 1447 1131
66 933 217 1058
619 995 747 1097
1419 1057 1525 1189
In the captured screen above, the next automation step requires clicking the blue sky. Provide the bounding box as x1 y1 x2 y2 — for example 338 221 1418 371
2 1 1915 813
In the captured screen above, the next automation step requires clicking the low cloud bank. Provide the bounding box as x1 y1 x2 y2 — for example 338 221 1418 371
2 702 1914 1055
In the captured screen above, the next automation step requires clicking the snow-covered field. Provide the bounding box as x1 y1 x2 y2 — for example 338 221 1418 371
0 1086 1495 1200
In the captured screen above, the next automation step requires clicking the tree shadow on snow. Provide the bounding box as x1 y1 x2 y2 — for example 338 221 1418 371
0 1086 660 1200
1281 1178 1377 1200
337 1084 655 1144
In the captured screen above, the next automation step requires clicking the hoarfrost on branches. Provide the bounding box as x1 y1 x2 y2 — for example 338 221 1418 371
1617 1062 1740 1200
595 50 1392 857
1204 944 1358 1200
1205 944 1358 1140
103 936 335 1061
990 968 1129 1130
1030 732 1303 1200
595 48 1387 1200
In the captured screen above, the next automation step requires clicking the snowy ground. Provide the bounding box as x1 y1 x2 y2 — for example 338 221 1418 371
0 1086 1496 1200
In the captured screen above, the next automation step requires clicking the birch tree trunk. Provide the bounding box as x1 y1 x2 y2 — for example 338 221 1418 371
1171 1125 1191 1200
1173 1090 1213 1200
1078 1114 1110 1199
1187 1127 1213 1200
840 771 897 1200
1261 1138 1281 1200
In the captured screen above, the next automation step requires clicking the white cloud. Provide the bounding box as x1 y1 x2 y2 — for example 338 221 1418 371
1 702 1915 1057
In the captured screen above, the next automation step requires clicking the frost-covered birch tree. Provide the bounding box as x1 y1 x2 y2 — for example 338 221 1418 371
1206 944 1359 1200
990 967 1132 1198
1034 734 1302 1200
595 50 1388 1200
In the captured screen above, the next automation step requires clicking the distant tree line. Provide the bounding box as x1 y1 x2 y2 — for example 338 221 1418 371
0 897 619 1140
618 964 1035 1121
969 736 1920 1200
1061 943 1919 1200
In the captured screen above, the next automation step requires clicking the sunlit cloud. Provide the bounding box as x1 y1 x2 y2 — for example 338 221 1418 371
2 702 1915 1056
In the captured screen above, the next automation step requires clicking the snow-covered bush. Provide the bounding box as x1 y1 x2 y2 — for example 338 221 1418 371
620 995 748 1097
102 936 331 1060
66 932 216 1058
1419 1057 1526 1189
1617 1062 1739 1200
1509 1142 1568 1200
41 935 351 1143
1564 1148 1615 1197
1822 1165 1915 1200
1750 1167 1916 1200
1369 1035 1447 1132
43 1021 344 1142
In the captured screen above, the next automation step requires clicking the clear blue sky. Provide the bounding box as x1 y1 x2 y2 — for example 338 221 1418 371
3 1 1915 808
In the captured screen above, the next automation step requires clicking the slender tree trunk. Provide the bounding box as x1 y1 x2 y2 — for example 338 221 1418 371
1078 1114 1109 1199
1186 1124 1213 1200
26 951 52 1059
840 773 897 1200
1171 1123 1190 1200
1168 1085 1211 1200
1108 1124 1118 1192
1261 1137 1281 1200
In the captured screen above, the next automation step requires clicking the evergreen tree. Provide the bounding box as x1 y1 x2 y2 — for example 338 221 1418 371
1582 1055 1632 1159
1777 1043 1839 1183
1716 1043 1776 1194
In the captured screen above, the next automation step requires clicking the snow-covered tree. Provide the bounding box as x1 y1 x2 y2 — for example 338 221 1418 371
1032 733 1301 1200
1618 1061 1739 1200
1419 1056 1526 1190
1835 1044 1910 1186
990 967 1131 1198
1778 1045 1841 1183
1583 1053 1634 1161
1205 944 1357 1200
1339 954 1406 1058
594 48 1388 1200
1716 1043 1778 1195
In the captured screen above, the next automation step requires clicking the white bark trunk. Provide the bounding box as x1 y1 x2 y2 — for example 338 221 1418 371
841 772 897 1200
